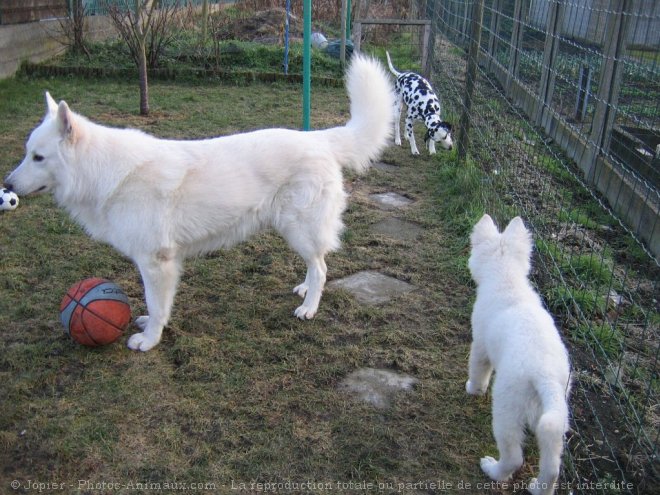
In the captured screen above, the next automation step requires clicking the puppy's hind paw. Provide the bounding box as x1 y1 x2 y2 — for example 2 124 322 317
527 478 552 495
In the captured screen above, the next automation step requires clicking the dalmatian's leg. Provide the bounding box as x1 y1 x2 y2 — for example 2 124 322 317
428 138 436 155
405 111 420 155
394 92 403 146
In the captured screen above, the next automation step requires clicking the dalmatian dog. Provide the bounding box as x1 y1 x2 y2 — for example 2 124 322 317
386 51 453 155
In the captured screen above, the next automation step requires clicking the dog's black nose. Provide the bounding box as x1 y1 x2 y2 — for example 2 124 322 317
448 145 453 151
3 182 13 191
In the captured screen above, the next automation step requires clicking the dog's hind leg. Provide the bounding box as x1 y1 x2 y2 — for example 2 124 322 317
528 413 565 494
128 250 182 352
405 112 420 155
480 387 525 481
293 255 327 319
284 228 329 319
466 339 492 395
278 181 344 319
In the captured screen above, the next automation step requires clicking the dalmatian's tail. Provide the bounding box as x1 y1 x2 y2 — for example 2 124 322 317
385 51 402 77
327 53 395 174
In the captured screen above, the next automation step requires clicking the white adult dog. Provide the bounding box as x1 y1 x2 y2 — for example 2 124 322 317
467 214 571 495
4 54 394 352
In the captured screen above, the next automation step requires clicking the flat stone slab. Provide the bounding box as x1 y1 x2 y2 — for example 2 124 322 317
329 270 416 305
339 368 418 409
369 192 414 210
371 217 424 241
373 161 399 172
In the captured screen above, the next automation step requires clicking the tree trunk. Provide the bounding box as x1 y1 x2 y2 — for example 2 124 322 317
138 38 149 116
201 0 209 41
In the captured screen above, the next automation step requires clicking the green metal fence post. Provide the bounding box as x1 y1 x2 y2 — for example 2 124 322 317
302 0 311 130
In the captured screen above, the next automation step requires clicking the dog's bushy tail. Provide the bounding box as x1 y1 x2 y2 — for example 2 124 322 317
329 53 394 174
533 380 570 491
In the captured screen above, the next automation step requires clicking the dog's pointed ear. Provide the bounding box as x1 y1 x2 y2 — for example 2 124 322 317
470 214 499 245
56 101 78 142
503 216 529 239
45 91 58 117
503 216 533 253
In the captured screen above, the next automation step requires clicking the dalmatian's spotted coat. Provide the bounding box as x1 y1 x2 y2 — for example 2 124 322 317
386 51 453 155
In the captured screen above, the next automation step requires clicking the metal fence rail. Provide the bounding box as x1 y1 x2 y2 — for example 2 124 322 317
425 0 658 492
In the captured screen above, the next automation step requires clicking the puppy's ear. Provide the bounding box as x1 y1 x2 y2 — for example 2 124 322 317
442 122 453 131
503 216 532 255
470 214 498 246
45 91 58 117
57 101 78 143
503 216 528 238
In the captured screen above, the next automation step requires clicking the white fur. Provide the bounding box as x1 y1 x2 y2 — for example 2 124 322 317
467 214 571 495
5 54 394 352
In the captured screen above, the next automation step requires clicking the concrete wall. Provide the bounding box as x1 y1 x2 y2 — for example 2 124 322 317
0 15 115 79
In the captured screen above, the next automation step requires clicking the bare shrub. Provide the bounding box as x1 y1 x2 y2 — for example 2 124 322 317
102 0 191 115
102 0 191 70
233 0 411 24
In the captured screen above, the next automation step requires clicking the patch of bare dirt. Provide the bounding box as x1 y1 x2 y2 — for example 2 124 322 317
214 8 303 43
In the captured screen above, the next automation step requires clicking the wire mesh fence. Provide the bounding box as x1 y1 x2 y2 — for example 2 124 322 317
420 0 658 492
81 0 226 16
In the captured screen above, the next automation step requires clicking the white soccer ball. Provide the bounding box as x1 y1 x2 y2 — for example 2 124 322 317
0 188 19 211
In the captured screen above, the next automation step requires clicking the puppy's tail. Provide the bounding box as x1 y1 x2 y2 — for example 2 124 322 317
385 51 401 77
329 53 394 174
534 380 570 491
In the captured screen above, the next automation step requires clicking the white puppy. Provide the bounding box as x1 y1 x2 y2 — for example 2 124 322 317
467 214 571 495
4 54 394 352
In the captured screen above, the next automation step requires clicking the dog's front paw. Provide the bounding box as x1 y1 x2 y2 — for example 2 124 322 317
466 380 486 395
394 137 402 146
293 283 308 298
127 331 160 352
411 149 420 156
294 304 317 320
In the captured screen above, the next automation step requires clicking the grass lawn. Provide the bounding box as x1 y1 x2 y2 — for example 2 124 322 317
0 75 515 492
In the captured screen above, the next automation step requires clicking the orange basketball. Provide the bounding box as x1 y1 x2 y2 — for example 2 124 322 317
60 278 131 347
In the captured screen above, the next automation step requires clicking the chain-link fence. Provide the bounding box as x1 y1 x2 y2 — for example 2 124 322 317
418 0 658 492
